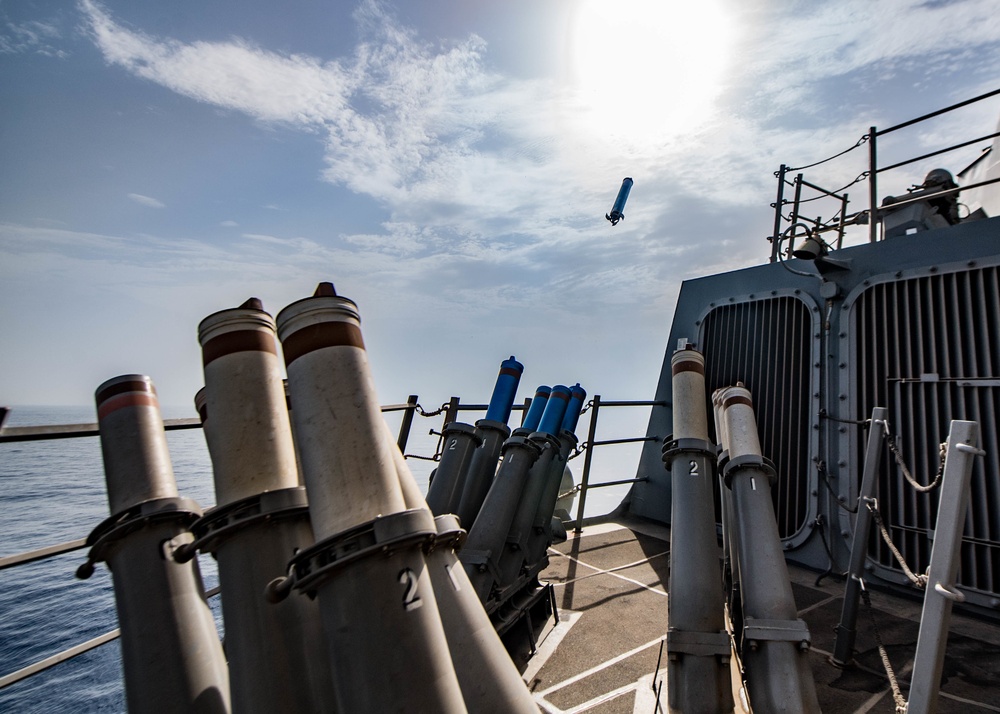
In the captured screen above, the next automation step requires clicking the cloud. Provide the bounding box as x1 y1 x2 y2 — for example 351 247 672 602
77 0 1000 307
127 192 165 208
0 18 67 57
220 220 239 227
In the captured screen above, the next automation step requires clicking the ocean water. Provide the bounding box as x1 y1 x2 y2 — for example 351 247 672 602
0 406 220 713
0 404 634 712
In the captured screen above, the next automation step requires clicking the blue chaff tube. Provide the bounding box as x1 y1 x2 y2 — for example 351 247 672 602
484 357 523 424
612 177 633 215
538 385 571 437
560 384 587 434
520 387 550 432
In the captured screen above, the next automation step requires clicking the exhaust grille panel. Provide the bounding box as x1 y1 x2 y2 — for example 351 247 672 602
853 266 1000 595
700 295 817 540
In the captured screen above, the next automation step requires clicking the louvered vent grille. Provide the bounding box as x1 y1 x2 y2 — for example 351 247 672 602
700 297 814 539
854 266 1000 594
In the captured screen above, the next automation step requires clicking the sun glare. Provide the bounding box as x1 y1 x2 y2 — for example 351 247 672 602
567 0 733 144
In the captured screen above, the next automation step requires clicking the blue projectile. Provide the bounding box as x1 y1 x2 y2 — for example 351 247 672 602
606 177 633 226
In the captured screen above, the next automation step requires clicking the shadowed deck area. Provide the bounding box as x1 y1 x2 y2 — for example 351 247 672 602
527 520 1000 713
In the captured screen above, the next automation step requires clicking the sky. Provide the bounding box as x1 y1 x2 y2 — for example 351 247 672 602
2 0 1000 426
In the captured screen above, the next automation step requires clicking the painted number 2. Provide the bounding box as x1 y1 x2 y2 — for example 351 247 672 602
398 568 423 612
689 460 699 476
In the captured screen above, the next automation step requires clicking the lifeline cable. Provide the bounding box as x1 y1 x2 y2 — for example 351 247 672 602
859 581 908 714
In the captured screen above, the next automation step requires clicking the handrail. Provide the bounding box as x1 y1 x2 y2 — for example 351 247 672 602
0 418 202 443
876 87 1000 136
0 538 87 571
0 586 221 691
769 88 1000 253
0 394 664 690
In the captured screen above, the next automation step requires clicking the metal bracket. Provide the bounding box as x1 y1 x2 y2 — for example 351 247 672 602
442 421 483 447
723 454 778 489
661 438 717 468
173 486 309 561
431 514 468 553
666 628 732 659
271 508 438 600
933 581 966 603
742 617 812 649
77 496 203 579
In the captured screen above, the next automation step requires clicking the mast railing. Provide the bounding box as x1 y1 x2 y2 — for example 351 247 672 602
769 87 1000 256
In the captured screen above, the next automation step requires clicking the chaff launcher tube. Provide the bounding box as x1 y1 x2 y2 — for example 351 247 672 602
389 436 539 713
515 386 550 434
275 283 466 714
496 385 571 588
425 421 481 516
525 383 587 565
455 424 511 532
485 356 524 423
662 349 732 714
194 301 337 714
85 375 230 714
712 388 741 620
461 434 543 602
719 386 820 714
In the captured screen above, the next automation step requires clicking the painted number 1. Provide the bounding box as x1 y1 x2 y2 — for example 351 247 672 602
399 568 423 612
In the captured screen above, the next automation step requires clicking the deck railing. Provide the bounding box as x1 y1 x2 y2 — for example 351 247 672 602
0 394 662 690
769 87 1000 261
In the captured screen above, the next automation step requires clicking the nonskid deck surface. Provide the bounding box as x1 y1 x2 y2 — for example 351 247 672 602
530 521 1000 714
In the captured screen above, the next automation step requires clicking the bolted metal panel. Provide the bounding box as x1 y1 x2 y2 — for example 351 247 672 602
851 265 1000 596
699 296 816 540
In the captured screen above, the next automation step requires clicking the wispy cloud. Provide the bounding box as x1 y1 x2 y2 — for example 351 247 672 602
127 192 165 208
220 220 239 227
77 0 1000 306
0 18 67 57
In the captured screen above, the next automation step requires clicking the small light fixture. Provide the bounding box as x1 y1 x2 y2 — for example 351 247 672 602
792 236 827 261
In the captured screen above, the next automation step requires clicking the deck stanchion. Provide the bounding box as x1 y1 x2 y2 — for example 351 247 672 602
396 394 419 452
832 407 888 667
192 299 337 713
907 421 982 714
84 375 230 714
275 282 466 714
662 348 732 714
574 395 601 533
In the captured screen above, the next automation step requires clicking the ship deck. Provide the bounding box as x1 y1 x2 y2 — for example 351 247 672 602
528 520 1000 713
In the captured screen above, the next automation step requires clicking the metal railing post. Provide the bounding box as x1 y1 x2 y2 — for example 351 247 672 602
396 394 418 452
770 165 787 263
907 421 983 714
445 396 461 426
837 192 848 250
574 395 600 534
789 173 804 258
832 407 887 666
868 127 878 243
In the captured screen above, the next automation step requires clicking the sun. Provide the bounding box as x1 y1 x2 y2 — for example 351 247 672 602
566 0 734 144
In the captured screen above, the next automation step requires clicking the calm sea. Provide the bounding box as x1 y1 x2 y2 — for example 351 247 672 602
0 406 222 713
0 404 628 712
